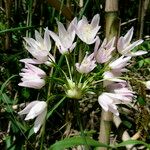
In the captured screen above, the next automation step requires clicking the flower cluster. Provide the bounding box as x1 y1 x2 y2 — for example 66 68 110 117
18 14 149 133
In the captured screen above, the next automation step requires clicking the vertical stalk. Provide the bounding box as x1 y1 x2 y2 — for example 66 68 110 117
65 55 72 80
97 0 120 149
136 0 149 39
26 0 33 38
4 0 11 50
105 0 120 41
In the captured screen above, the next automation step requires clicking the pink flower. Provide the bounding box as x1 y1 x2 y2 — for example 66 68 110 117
109 56 131 71
103 56 131 84
108 83 135 98
75 14 100 44
103 71 125 83
117 27 147 56
94 37 115 63
18 63 46 89
98 83 134 115
18 101 47 133
48 18 77 54
24 28 55 65
75 53 96 74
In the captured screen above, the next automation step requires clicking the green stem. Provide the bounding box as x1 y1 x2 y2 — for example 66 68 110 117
78 0 90 19
26 0 33 37
76 101 90 150
65 55 72 80
47 96 66 119
78 74 83 84
40 121 46 150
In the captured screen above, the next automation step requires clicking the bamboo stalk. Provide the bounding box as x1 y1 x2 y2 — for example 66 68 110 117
137 0 150 39
97 1 120 150
4 0 11 50
105 0 120 40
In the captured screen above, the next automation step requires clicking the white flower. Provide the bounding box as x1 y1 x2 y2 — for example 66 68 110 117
145 81 150 89
75 53 96 74
102 56 131 85
24 28 55 65
20 57 55 66
103 71 126 83
75 14 100 44
18 101 47 133
98 83 134 115
48 18 77 54
108 83 135 98
117 27 147 56
20 58 42 64
18 63 46 89
109 56 131 71
94 37 115 63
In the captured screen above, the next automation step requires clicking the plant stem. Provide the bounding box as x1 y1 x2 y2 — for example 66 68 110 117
136 0 150 39
26 0 33 38
76 101 91 150
40 121 46 150
65 55 72 80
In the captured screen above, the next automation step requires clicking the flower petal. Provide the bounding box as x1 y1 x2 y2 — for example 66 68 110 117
35 30 44 44
34 109 47 133
20 58 42 64
57 21 68 38
18 101 39 115
91 14 100 28
124 27 133 45
25 101 47 120
44 27 51 51
127 50 147 56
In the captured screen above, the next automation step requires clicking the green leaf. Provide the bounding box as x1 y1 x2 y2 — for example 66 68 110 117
0 26 36 34
115 140 150 149
145 58 150 64
22 88 30 99
27 127 35 138
0 75 17 93
49 136 111 150
4 135 16 150
2 93 13 104
123 121 132 129
137 96 146 106
47 96 66 119
138 60 144 67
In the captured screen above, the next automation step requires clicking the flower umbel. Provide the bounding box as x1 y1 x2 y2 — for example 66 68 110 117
18 63 46 89
18 101 47 133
